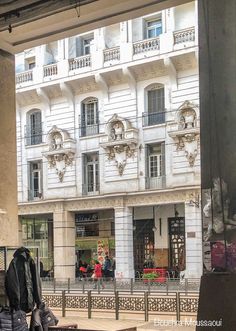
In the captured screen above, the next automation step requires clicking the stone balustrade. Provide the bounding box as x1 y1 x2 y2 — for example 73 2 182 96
174 27 195 44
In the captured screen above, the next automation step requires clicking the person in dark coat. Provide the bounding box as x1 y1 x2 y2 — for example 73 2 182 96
5 247 42 313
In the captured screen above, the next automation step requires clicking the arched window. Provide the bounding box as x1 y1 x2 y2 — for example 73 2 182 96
143 84 165 126
81 98 99 137
26 110 42 145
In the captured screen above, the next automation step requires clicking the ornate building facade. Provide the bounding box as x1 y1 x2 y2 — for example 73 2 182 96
16 1 201 279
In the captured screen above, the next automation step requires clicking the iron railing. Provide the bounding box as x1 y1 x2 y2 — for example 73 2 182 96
142 111 165 126
80 124 99 137
28 189 43 201
145 176 166 190
82 183 100 196
42 288 199 321
25 123 43 145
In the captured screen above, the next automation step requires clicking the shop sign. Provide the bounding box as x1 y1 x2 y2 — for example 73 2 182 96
75 213 98 223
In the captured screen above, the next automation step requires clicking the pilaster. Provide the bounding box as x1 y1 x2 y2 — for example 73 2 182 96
114 206 134 279
53 206 75 279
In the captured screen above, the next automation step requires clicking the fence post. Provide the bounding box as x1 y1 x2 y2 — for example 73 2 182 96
62 290 66 317
176 292 180 321
53 278 56 293
68 278 70 293
166 278 169 294
144 291 149 322
88 290 92 319
114 278 117 293
82 278 85 294
148 280 151 295
185 278 188 294
115 290 119 320
131 278 134 295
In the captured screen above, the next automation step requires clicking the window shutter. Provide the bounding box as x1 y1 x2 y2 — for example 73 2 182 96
145 145 150 177
157 87 165 112
81 103 86 136
82 154 87 186
161 142 166 176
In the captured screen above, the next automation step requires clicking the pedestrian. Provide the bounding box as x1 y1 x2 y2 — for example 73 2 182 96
93 260 104 289
103 255 112 279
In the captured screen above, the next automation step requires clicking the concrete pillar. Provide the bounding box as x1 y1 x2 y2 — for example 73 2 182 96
53 207 75 279
0 50 18 246
114 206 134 279
120 21 133 63
185 202 202 278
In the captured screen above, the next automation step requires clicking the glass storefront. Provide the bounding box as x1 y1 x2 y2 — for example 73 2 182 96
20 215 53 272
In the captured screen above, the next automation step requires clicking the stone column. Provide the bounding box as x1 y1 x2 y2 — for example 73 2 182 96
0 50 18 246
114 206 134 279
185 202 202 278
53 206 75 279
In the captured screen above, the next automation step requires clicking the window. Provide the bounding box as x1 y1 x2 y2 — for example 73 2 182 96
143 85 165 126
146 143 165 189
29 161 42 200
83 153 99 195
83 38 93 55
26 110 42 145
81 98 99 136
25 57 36 70
146 19 162 39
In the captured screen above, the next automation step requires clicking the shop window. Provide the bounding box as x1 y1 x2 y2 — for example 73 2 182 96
75 213 99 237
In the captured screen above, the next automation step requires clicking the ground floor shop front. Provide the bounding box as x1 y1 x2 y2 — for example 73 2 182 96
18 188 202 279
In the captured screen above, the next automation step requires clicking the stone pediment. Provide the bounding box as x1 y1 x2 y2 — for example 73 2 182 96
43 125 76 182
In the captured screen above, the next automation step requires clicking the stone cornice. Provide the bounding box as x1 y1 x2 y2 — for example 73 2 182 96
18 186 200 215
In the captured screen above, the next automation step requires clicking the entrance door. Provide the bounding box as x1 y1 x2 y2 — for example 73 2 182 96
168 217 185 270
134 219 154 272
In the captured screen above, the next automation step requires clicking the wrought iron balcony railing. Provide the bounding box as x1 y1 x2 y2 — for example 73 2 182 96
28 189 43 201
145 176 166 190
82 183 100 196
25 123 43 146
142 111 165 127
80 123 99 137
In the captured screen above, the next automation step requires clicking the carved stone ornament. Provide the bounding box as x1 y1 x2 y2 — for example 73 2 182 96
43 125 76 182
169 101 199 167
100 114 138 176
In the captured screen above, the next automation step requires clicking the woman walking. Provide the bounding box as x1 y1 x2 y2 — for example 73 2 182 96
93 260 104 289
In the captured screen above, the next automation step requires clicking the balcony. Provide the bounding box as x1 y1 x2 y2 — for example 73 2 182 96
173 27 195 45
82 183 100 196
142 111 165 127
133 36 160 55
16 70 33 84
145 176 166 190
43 63 58 77
80 124 99 137
25 123 43 146
69 55 91 71
28 189 43 201
104 47 120 63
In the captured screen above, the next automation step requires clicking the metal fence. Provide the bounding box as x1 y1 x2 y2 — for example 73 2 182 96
42 289 199 322
41 278 200 294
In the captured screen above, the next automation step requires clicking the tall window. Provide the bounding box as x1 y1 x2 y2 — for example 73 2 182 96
83 37 93 55
81 98 99 136
29 161 42 200
146 143 165 189
146 18 162 38
26 110 42 145
144 85 165 126
83 153 99 195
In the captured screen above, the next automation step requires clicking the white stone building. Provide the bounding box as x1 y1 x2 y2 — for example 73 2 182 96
16 1 202 280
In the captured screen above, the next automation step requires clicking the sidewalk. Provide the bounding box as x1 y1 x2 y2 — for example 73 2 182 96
57 316 195 331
